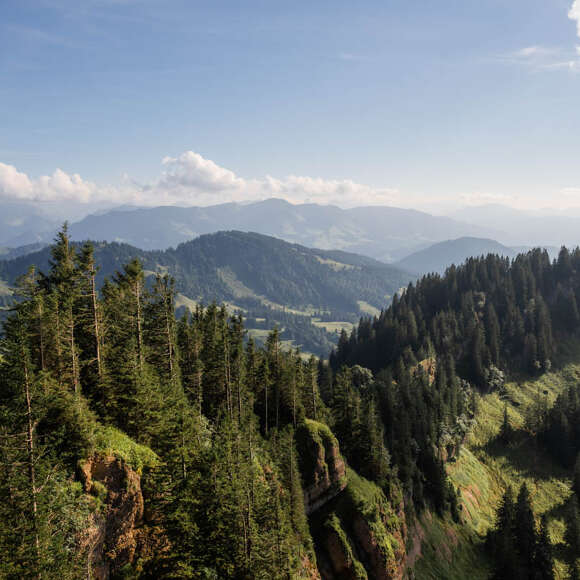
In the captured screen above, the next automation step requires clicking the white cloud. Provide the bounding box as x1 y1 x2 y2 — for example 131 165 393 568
511 46 554 58
0 152 401 208
570 0 580 38
0 162 102 202
499 45 580 71
0 163 34 198
499 3 580 72
159 151 245 192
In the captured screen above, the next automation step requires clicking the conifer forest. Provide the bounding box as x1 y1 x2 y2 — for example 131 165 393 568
3 226 580 579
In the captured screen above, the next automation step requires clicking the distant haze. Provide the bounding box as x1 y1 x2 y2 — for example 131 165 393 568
2 199 580 265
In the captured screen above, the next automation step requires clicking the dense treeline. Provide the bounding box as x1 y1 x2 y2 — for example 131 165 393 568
322 359 465 518
0 227 332 578
9 231 579 577
326 248 580 517
486 483 554 579
331 248 580 383
542 384 580 468
0 230 411 355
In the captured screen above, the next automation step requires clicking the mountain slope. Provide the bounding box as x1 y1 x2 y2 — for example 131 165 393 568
397 237 516 274
64 199 499 261
426 344 580 579
0 231 412 354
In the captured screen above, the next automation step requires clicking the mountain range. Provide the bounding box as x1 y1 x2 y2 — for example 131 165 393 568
4 199 580 263
0 199 499 261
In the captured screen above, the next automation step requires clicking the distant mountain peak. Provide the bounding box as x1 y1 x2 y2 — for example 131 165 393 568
397 236 515 275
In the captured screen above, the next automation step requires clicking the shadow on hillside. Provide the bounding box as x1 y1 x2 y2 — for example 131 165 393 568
473 430 563 484
544 497 570 521
552 541 569 565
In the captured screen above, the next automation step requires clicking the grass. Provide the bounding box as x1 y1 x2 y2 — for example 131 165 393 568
314 256 356 271
94 426 159 473
310 467 403 579
426 350 580 579
412 509 491 580
175 292 199 311
357 300 381 317
311 319 354 334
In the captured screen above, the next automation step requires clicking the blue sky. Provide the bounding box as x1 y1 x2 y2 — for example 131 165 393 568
1 0 579 211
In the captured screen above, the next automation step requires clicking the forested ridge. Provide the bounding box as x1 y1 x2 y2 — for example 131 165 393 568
0 230 410 356
4 229 580 578
331 246 580 578
0 227 410 579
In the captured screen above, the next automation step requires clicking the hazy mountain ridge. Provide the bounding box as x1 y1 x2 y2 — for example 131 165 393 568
397 236 517 275
452 204 580 248
7 199 580 264
63 199 499 261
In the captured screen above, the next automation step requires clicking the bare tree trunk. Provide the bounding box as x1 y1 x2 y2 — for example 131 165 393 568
135 281 144 372
37 301 46 373
90 269 102 379
22 345 41 578
224 328 232 419
311 366 317 421
69 314 79 394
55 303 63 386
265 380 268 436
292 372 296 429
275 339 280 431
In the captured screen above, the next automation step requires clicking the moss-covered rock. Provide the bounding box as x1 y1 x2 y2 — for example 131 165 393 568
296 419 348 514
311 468 406 580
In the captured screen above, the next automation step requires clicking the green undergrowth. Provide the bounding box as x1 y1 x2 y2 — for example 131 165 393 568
310 468 402 578
430 345 580 579
93 425 159 473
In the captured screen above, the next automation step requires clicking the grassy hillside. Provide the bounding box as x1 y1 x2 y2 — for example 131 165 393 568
414 341 580 579
0 231 412 355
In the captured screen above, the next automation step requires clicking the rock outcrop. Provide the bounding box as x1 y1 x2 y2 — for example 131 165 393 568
79 454 164 579
296 419 348 515
311 470 407 580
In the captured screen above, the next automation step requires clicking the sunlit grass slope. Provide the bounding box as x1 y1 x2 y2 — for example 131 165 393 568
415 340 580 579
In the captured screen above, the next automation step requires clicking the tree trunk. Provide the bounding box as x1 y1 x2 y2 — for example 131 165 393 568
90 268 102 379
22 343 41 578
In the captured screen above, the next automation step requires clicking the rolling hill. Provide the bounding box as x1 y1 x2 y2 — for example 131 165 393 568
0 230 412 355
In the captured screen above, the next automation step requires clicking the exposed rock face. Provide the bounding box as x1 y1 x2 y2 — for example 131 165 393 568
317 496 406 580
296 420 348 515
79 455 148 579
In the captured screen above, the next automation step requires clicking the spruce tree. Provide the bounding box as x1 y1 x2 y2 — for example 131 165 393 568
534 514 554 580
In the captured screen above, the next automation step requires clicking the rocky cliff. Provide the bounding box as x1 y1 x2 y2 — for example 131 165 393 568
77 427 165 579
296 419 348 515
311 470 407 580
79 455 148 579
295 420 407 579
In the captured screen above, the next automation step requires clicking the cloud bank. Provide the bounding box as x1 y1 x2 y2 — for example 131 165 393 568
0 152 400 208
2 151 580 213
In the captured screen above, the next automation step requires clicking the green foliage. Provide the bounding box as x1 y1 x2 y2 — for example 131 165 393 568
0 226 330 578
93 426 159 473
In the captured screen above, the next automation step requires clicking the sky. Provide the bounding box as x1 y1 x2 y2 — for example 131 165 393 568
1 0 580 213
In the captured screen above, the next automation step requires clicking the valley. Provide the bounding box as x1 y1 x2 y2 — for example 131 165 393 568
0 230 411 355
